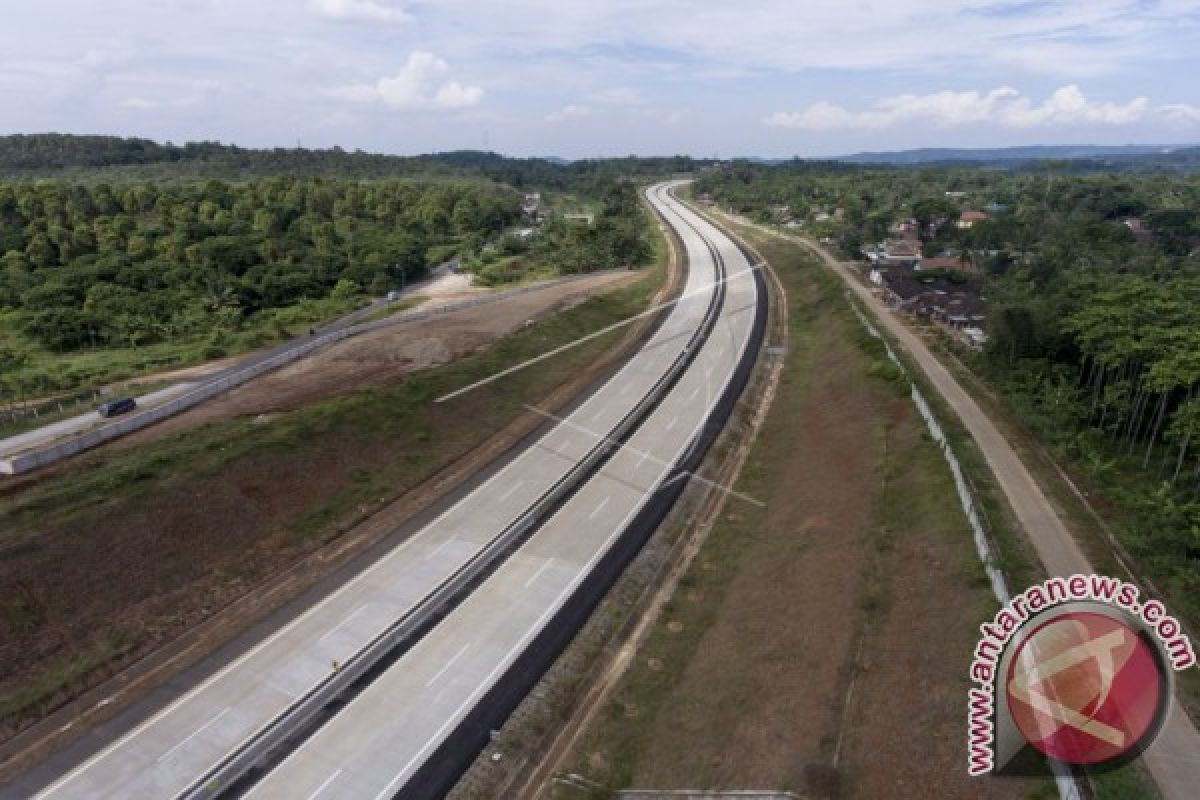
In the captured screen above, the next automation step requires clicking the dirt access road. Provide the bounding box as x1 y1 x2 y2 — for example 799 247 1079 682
725 214 1200 800
109 271 638 448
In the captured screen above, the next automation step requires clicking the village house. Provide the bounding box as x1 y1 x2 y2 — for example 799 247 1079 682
957 210 989 229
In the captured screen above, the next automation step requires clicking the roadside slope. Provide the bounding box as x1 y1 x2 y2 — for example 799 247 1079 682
549 225 1032 800
0 261 671 786
726 215 1200 800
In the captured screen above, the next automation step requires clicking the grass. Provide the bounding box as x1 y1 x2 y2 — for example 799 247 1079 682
0 240 668 729
0 267 663 537
0 294 367 404
924 333 1200 718
555 224 1019 797
0 634 134 721
793 233 1159 800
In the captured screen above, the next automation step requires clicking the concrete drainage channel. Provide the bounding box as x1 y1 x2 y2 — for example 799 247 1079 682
0 272 620 476
176 196 749 799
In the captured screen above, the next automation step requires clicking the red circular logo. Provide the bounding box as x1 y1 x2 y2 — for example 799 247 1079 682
1005 611 1164 765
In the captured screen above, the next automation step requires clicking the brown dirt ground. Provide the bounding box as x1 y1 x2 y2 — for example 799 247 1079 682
0 267 661 774
553 230 1032 799
624 335 879 791
119 272 638 446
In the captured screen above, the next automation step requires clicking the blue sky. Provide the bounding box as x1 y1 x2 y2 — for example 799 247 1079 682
3 0 1200 158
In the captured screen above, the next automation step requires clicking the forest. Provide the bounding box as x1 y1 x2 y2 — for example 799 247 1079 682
0 178 519 353
696 161 1200 618
0 136 659 406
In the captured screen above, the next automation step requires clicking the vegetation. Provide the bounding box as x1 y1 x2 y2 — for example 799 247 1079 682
696 161 1200 623
468 181 652 285
0 135 666 404
0 258 667 730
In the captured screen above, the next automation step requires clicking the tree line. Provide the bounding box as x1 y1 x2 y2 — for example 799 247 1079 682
696 161 1200 613
0 178 519 352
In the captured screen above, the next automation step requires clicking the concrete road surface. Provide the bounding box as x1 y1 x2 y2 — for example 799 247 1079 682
28 183 743 799
243 184 761 799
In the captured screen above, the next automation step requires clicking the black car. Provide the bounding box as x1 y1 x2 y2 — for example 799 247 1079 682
97 397 137 418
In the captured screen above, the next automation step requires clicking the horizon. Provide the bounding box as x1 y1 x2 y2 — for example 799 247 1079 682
5 2 1200 158
6 132 1200 163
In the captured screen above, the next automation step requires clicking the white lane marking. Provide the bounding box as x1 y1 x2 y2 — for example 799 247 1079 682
499 479 526 502
688 386 699 401
32 185 733 800
306 769 343 800
423 538 454 562
666 415 678 431
425 643 471 688
155 707 231 763
636 448 652 469
524 558 555 588
591 407 606 422
318 604 368 645
434 256 761 403
588 496 610 520
367 467 659 800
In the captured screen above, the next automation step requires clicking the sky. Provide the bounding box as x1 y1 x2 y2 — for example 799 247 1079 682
3 0 1200 158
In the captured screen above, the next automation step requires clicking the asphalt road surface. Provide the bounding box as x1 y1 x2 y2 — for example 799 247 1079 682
0 384 196 458
738 218 1200 800
30 183 759 799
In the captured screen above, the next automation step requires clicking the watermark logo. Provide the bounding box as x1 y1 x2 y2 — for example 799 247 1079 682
968 575 1194 776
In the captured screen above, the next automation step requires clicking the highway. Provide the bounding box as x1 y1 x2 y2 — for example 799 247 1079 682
242 184 762 799
29 182 765 799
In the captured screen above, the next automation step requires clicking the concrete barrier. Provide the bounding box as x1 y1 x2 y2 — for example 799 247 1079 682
0 271 624 476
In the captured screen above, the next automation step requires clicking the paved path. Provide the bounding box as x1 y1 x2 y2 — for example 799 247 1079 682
27 183 753 800
0 384 196 458
242 184 762 799
728 216 1200 800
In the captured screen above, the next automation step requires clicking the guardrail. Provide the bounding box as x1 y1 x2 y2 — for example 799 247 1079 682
398 186 770 799
185 189 723 800
0 271 624 476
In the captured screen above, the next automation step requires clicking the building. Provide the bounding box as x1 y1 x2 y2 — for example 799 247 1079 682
918 255 969 272
957 210 989 229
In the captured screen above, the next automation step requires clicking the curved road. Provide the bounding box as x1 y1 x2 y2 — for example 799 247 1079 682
27 183 763 800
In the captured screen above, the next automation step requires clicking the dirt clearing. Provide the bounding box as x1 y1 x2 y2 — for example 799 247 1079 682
0 264 664 773
550 230 1038 799
117 271 638 447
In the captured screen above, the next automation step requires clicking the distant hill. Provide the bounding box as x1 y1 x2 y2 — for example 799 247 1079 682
837 144 1192 165
0 133 708 186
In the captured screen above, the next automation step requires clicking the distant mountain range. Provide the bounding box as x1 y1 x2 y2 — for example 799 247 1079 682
835 144 1198 165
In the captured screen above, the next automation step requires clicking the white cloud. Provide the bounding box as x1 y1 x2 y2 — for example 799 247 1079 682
433 82 483 108
1160 103 1200 124
330 51 483 110
546 103 591 122
765 86 1153 130
309 0 410 24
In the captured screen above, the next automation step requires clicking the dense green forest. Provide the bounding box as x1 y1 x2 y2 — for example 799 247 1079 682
0 134 704 189
0 178 518 352
696 162 1200 616
0 135 665 406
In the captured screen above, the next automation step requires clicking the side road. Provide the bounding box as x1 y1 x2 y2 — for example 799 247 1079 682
718 212 1200 800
